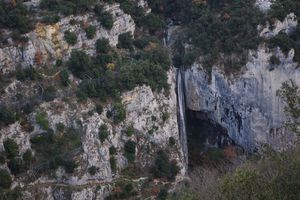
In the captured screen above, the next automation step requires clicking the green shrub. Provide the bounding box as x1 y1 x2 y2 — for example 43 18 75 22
42 15 60 24
40 0 96 15
43 85 57 102
161 112 169 123
8 158 25 175
100 12 114 29
85 25 96 39
168 137 176 146
30 128 81 172
15 66 42 81
220 146 300 200
125 124 134 137
36 112 49 130
88 166 97 175
111 103 126 124
134 36 160 49
157 188 168 200
96 38 110 54
99 124 109 143
22 149 33 166
268 32 294 54
0 169 12 189
151 150 179 181
59 69 70 86
0 1 32 33
118 32 133 50
96 104 103 115
109 146 117 155
63 159 77 173
56 123 65 132
141 13 164 32
124 140 136 163
270 55 280 65
64 31 77 45
68 50 94 79
0 187 22 200
110 156 117 173
3 139 19 159
94 5 114 30
0 152 5 164
0 106 17 126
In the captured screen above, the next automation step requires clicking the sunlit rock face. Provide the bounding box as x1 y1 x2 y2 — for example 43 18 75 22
0 4 135 74
184 46 299 151
255 0 273 12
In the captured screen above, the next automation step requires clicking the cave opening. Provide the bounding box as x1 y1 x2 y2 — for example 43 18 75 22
186 109 235 169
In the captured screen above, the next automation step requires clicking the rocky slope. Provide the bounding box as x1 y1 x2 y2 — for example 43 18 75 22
0 1 184 199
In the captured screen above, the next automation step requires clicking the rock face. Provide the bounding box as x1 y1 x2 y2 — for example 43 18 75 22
0 3 135 74
0 68 183 199
184 46 299 151
259 13 298 38
255 0 273 12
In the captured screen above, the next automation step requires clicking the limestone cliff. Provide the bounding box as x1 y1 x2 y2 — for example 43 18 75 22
184 9 299 151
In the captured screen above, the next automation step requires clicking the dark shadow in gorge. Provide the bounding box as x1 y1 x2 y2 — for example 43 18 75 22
186 109 235 169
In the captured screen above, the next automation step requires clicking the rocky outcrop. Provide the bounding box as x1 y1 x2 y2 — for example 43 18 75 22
184 46 299 151
0 3 135 74
255 0 273 12
259 13 298 38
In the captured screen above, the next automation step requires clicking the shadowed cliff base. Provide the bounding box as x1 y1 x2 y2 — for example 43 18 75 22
186 109 242 169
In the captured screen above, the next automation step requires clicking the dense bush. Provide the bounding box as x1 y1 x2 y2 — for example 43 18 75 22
151 150 179 181
111 103 126 124
94 5 114 30
268 0 300 21
96 38 111 54
98 124 109 143
30 128 81 173
7 158 26 175
0 1 32 33
140 13 165 32
124 124 134 137
270 55 280 65
110 156 117 173
22 149 33 167
15 66 42 81
85 25 96 39
96 104 103 115
88 166 97 175
43 85 57 102
0 152 5 164
0 169 12 189
3 139 19 159
220 147 300 200
71 36 170 101
172 0 263 71
0 106 17 126
168 137 176 146
118 32 133 50
36 112 49 130
64 30 77 45
124 140 136 163
68 50 94 79
59 69 70 86
40 0 96 15
133 36 160 49
109 146 117 155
